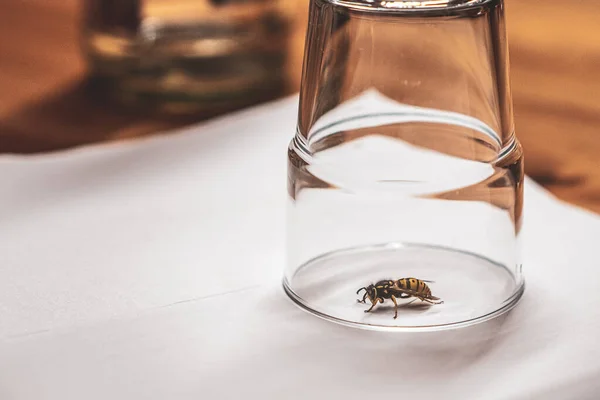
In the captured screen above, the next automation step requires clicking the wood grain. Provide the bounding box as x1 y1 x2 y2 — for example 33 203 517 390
0 0 599 213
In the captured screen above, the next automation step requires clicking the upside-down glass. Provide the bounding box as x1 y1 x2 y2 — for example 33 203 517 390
284 0 524 330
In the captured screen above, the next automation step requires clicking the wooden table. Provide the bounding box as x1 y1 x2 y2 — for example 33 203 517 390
1 0 599 213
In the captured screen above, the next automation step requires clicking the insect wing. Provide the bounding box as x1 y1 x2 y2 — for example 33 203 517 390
387 286 420 298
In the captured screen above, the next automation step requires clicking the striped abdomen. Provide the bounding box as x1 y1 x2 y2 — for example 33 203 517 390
396 277 432 297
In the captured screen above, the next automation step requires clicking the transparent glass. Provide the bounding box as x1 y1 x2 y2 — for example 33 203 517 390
81 0 291 113
284 0 524 331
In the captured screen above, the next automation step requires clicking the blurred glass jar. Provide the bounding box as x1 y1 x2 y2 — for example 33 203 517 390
81 0 292 113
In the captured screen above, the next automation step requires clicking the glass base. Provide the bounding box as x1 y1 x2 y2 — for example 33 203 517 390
283 243 524 331
86 68 286 115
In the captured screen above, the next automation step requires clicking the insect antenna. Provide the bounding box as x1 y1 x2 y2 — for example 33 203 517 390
356 287 367 295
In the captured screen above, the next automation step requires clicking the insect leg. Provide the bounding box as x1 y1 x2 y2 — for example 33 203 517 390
391 295 399 319
404 298 418 307
421 297 444 305
364 301 377 313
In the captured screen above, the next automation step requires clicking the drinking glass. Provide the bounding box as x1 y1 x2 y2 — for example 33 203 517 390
284 0 524 331
81 0 291 113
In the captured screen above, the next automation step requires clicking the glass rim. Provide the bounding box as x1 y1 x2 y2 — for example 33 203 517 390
326 0 496 14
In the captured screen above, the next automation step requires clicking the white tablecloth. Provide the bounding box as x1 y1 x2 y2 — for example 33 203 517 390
1 96 599 399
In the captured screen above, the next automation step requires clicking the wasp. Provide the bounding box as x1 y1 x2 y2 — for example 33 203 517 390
356 278 443 319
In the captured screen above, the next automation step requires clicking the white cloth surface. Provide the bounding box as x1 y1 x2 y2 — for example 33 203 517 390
1 95 599 399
